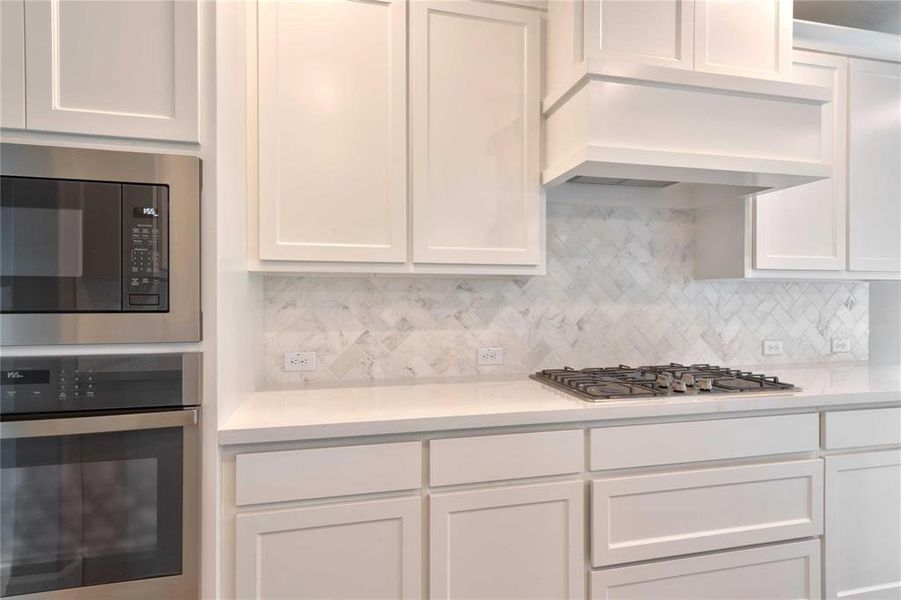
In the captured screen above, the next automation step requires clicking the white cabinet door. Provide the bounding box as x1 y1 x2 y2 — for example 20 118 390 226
235 497 421 600
591 540 821 600
754 51 848 271
848 58 901 272
410 0 541 265
1 0 25 129
693 0 792 80
257 0 407 263
430 481 584 599
584 0 694 70
23 0 199 141
824 450 901 600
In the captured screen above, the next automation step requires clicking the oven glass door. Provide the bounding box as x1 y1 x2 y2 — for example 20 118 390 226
0 426 183 597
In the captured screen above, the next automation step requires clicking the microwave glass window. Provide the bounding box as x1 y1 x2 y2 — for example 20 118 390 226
0 177 169 314
0 428 183 597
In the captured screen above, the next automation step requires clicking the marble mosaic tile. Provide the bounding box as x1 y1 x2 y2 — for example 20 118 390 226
263 201 869 384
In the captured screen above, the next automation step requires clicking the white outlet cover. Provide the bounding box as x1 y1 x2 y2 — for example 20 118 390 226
477 347 504 366
284 351 316 372
831 338 851 354
762 340 784 356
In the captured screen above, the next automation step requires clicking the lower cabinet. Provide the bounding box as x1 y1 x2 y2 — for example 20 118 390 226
824 449 901 600
235 497 422 600
591 539 822 600
430 481 585 599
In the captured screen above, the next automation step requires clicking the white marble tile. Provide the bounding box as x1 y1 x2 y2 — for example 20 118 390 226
263 202 869 383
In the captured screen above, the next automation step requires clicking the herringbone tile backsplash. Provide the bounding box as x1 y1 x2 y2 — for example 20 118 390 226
263 199 868 384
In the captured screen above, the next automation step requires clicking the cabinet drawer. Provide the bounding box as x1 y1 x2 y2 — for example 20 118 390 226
430 429 583 486
236 441 422 506
823 407 901 449
591 539 821 600
590 413 818 470
591 459 823 566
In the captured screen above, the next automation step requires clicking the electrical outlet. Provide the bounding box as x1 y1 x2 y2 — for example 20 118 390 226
832 337 851 354
284 351 316 372
477 347 504 366
762 340 784 356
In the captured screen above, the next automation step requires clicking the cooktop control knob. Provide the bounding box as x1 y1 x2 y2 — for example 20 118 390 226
656 373 673 388
697 377 713 391
672 380 687 392
681 374 695 387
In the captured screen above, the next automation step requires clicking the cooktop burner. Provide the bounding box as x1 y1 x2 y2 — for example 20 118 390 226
531 363 799 402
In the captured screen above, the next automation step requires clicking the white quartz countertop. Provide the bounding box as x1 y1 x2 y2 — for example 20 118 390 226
219 363 901 445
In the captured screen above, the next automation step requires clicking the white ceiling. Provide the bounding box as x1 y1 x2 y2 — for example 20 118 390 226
794 0 901 35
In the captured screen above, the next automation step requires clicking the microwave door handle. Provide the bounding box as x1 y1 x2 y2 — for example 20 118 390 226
0 408 198 439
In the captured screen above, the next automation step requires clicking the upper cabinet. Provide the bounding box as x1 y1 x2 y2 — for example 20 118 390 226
693 0 792 80
410 0 541 266
253 0 544 274
1 0 199 142
696 23 901 281
1 0 25 129
754 51 848 271
848 58 901 272
257 0 407 263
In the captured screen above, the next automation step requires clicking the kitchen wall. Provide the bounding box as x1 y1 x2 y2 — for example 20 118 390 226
263 191 869 385
869 281 901 364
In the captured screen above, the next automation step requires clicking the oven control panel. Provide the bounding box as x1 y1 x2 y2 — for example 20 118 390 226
122 184 169 312
0 353 197 417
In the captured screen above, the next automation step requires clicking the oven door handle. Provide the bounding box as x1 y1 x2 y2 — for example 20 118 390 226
0 408 198 439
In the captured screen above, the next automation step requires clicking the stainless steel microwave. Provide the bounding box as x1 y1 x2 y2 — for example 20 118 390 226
0 144 201 345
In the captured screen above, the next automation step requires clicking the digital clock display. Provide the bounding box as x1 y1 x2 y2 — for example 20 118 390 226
132 206 160 218
2 369 50 385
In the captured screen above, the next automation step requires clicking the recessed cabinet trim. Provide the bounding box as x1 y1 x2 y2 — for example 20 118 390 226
23 0 199 141
0 0 25 129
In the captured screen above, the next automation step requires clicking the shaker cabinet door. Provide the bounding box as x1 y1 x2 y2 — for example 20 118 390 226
235 497 422 600
848 58 901 272
1 0 25 129
23 0 199 141
430 481 584 600
257 0 407 263
824 450 901 600
410 0 541 266
754 51 848 271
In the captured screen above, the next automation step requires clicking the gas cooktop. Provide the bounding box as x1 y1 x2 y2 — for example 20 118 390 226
531 363 799 402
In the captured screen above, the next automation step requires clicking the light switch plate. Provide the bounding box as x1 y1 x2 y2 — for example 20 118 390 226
284 351 316 372
831 337 851 354
762 340 784 356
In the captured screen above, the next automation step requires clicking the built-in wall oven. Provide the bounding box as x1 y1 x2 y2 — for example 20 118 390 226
0 144 201 345
0 352 200 599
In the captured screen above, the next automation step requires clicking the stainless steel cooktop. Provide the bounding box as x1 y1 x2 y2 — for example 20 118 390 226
531 363 799 402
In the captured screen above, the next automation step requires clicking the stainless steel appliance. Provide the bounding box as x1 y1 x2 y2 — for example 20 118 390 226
0 353 200 599
0 144 201 345
532 363 799 401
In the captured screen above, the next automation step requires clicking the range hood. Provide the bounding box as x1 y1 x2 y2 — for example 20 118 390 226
543 60 833 196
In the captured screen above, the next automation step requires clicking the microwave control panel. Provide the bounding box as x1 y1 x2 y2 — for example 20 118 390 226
122 184 169 311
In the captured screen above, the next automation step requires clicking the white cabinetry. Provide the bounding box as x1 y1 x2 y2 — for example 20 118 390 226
824 450 901 600
430 481 584 599
253 0 544 274
1 0 25 129
22 0 199 141
754 51 848 271
235 497 422 600
693 0 791 80
848 58 901 272
256 0 407 263
591 540 821 600
410 0 541 266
